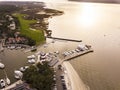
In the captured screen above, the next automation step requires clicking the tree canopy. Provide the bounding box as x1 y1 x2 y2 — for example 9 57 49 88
22 62 54 90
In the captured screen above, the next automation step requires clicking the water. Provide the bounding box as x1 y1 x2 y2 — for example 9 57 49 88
0 49 29 84
46 1 120 90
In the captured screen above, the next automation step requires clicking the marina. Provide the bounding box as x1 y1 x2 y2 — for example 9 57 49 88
0 0 120 90
0 38 93 89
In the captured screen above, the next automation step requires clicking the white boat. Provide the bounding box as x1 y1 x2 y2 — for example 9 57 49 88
27 55 32 59
0 79 5 88
10 46 15 49
77 44 88 51
5 77 10 85
3 70 10 85
54 51 59 54
14 70 23 79
0 63 5 69
28 59 35 64
19 66 29 72
27 55 35 59
31 55 35 59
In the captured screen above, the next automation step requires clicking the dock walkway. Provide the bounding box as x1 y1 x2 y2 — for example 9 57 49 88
46 36 82 42
63 49 93 61
57 49 93 65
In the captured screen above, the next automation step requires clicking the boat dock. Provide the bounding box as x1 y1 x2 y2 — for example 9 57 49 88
46 36 82 42
58 49 93 64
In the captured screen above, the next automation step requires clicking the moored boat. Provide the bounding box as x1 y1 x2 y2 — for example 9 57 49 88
19 66 29 72
14 70 23 79
0 79 5 88
5 77 10 85
0 62 5 69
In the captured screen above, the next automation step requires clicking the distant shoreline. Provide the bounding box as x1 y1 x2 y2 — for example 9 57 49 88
69 0 120 4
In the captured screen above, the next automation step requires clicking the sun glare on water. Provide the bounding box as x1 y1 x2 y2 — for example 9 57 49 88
76 3 100 28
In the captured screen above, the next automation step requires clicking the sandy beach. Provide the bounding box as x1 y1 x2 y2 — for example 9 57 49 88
63 61 89 90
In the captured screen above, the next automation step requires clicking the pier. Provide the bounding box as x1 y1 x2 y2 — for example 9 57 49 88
46 36 82 42
58 49 93 64
63 49 93 61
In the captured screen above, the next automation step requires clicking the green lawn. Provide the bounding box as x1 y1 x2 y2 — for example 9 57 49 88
14 14 45 45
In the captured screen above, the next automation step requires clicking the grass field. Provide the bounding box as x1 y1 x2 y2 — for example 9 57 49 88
14 14 45 45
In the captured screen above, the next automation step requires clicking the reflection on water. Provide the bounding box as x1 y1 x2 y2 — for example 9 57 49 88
76 3 100 28
47 2 120 90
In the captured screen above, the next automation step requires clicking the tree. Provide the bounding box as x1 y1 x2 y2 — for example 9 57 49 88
28 38 36 46
23 62 54 90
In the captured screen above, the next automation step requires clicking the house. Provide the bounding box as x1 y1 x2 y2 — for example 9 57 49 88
9 22 16 30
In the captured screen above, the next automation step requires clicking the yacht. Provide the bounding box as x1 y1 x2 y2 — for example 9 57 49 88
14 70 23 79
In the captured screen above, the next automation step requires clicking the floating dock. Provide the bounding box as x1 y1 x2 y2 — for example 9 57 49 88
46 36 82 42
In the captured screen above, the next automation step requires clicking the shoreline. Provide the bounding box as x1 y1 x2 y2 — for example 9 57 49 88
63 61 89 90
45 4 90 90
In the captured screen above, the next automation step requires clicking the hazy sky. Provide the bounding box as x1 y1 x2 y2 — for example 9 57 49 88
0 0 47 1
1 0 120 3
0 0 66 2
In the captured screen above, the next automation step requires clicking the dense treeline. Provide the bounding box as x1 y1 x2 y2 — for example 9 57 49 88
44 8 64 14
0 5 21 13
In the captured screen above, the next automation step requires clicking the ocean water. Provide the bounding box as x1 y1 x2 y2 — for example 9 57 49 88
47 1 120 90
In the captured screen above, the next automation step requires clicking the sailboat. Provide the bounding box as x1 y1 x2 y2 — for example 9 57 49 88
4 70 11 85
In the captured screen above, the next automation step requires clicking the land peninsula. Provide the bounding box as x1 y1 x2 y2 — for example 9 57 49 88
0 1 65 90
0 1 64 47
